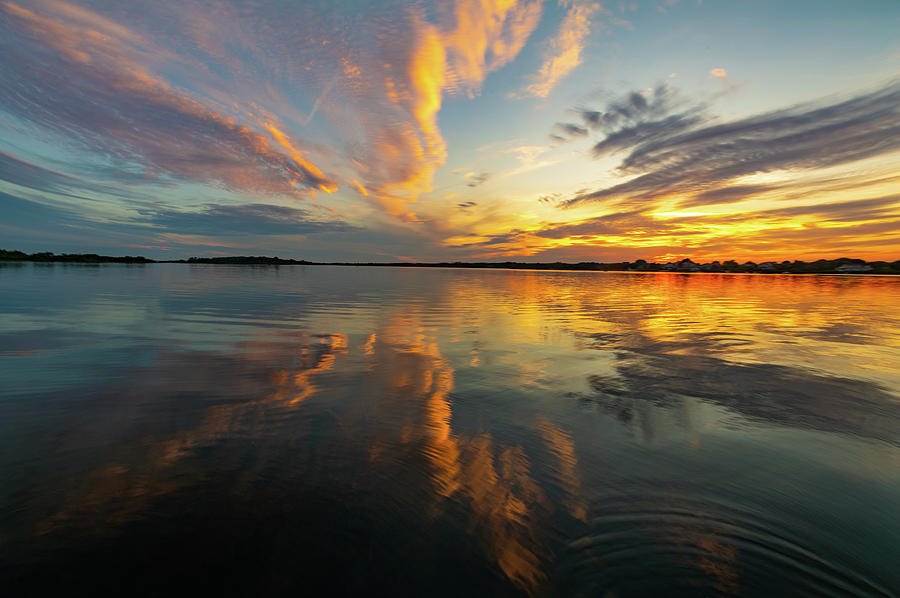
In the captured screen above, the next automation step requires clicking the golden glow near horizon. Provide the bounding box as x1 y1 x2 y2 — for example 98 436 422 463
33 270 900 590
1 0 898 261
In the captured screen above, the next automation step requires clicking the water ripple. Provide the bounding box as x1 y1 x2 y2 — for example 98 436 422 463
563 493 895 597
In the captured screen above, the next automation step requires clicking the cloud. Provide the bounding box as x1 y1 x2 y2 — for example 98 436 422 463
582 334 900 445
343 0 543 217
0 0 544 223
579 84 692 129
591 112 704 156
0 151 147 202
0 190 172 252
677 184 778 207
710 67 728 78
446 81 900 262
466 173 491 188
444 189 900 261
568 84 706 154
447 208 687 253
564 80 900 207
656 0 681 12
721 194 900 224
0 2 337 198
502 145 550 162
531 209 652 238
491 143 560 178
512 0 601 99
554 122 590 139
0 186 359 258
349 180 369 197
138 204 359 236
537 192 564 204
0 190 86 229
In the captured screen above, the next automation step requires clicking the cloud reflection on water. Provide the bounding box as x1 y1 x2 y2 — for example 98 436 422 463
3 266 900 595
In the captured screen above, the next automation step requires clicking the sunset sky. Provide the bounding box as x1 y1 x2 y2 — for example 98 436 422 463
1 0 898 262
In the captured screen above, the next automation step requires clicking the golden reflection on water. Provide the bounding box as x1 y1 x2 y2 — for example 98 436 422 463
38 333 352 536
658 497 743 596
21 269 900 595
437 272 900 393
38 314 563 592
537 417 588 522
352 315 553 591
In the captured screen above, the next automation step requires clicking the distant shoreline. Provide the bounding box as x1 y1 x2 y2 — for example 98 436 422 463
4 249 900 275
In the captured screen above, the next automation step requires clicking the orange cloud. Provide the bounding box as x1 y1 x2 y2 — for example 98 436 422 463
2 0 546 226
443 0 545 95
2 1 337 198
349 179 369 196
350 1 542 219
261 123 338 193
513 0 600 99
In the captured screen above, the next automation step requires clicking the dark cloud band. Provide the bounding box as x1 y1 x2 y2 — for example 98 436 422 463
564 80 900 208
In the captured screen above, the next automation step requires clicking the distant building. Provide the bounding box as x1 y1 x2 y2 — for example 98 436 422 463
678 259 700 272
629 259 651 271
758 262 777 272
835 263 873 273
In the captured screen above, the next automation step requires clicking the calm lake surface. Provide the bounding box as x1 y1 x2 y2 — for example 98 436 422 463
1 263 899 596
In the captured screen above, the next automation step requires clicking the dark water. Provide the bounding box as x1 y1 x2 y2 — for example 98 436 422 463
1 263 899 596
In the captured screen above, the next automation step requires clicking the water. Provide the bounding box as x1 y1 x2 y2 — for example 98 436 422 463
1 263 899 596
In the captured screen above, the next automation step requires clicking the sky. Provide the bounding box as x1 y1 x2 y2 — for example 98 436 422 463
1 0 898 262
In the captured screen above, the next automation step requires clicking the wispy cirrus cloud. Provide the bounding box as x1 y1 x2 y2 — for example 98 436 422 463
579 84 707 155
717 194 900 224
3 0 897 262
563 80 900 208
445 90 900 260
0 1 337 197
553 122 590 140
512 0 602 99
0 151 149 202
676 184 777 208
0 0 544 223
138 204 359 236
343 0 543 218
466 173 491 188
